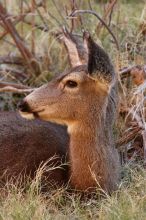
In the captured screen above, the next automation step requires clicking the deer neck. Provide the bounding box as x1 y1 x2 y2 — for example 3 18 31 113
67 102 113 191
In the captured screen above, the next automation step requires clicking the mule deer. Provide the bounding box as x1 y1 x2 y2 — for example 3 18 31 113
18 30 120 193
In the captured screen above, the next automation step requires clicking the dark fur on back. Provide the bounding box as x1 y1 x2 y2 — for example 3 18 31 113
0 111 69 186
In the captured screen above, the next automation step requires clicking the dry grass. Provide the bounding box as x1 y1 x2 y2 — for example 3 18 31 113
0 163 146 220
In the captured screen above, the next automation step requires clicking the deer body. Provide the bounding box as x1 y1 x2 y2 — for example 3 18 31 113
0 30 120 192
0 111 69 185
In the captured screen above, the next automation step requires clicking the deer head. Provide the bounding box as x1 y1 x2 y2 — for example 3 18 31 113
18 30 115 128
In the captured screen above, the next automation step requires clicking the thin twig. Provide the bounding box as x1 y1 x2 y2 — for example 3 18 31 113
96 0 117 33
0 5 32 40
119 66 136 79
117 105 145 148
0 82 30 89
0 55 25 65
33 0 49 31
70 0 76 33
51 0 68 26
47 10 62 26
0 81 34 93
23 20 49 31
108 0 117 26
0 4 32 62
0 2 41 76
20 0 24 36
68 9 119 50
116 127 141 148
88 0 93 10
0 87 34 93
0 66 27 79
127 108 144 129
120 65 146 79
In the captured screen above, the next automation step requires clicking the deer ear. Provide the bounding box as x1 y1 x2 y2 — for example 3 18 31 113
83 31 115 84
58 27 88 67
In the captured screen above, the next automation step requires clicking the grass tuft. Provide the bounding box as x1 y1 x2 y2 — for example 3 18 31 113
0 164 146 219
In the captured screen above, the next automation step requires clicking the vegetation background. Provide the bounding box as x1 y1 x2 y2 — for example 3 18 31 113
0 0 146 219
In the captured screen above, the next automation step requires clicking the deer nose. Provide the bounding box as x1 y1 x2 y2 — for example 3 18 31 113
18 100 31 113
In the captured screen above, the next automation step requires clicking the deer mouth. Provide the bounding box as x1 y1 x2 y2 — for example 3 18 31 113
19 111 35 120
19 109 45 120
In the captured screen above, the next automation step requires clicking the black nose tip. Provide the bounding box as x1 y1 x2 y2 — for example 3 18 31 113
17 100 31 112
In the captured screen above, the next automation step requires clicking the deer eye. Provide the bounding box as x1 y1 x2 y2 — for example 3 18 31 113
65 80 78 88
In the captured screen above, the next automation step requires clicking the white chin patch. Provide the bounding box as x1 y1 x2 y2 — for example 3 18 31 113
19 111 35 120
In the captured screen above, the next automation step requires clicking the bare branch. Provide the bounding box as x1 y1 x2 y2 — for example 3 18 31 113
0 87 34 93
96 0 117 33
23 20 49 32
33 0 49 31
0 82 35 93
0 6 31 40
128 108 144 129
108 0 117 26
119 66 136 79
120 65 146 83
117 106 145 148
0 3 41 76
0 66 27 79
68 9 119 50
116 127 141 148
0 55 25 65
51 0 68 26
88 0 93 10
0 82 30 89
0 1 49 40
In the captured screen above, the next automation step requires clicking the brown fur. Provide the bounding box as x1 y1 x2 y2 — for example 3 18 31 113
21 65 120 193
0 31 120 193
0 111 69 187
